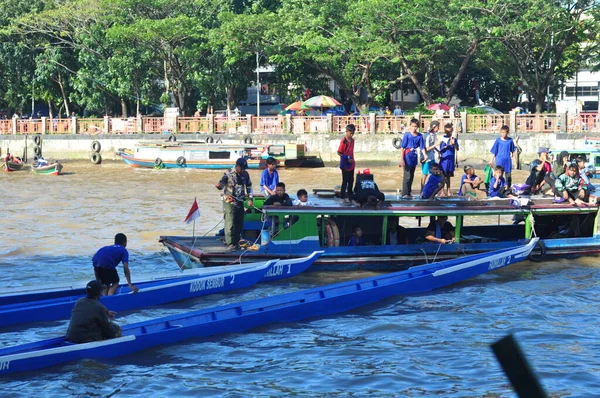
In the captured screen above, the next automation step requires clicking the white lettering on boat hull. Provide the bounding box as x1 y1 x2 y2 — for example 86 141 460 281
264 264 284 278
488 256 508 271
0 361 9 371
189 276 227 293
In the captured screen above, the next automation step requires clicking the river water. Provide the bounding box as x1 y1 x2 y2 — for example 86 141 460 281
1 163 599 397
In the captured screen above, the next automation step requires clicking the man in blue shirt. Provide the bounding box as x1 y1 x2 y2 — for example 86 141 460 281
399 118 426 198
489 125 516 188
92 233 138 296
260 157 279 197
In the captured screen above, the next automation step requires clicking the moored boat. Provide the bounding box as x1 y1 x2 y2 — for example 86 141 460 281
0 252 322 328
0 241 536 375
31 162 63 176
160 195 600 270
116 141 265 169
3 160 24 172
262 144 324 168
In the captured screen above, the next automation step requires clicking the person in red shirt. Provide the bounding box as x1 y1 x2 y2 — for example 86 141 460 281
338 124 356 202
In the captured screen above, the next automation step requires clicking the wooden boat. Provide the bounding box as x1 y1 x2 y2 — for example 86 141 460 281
0 251 322 307
3 160 24 172
0 242 536 375
160 195 600 270
116 141 265 169
31 162 63 176
263 144 324 168
0 253 321 328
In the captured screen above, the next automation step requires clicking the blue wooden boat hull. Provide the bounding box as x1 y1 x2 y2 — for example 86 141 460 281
0 252 321 309
0 241 536 375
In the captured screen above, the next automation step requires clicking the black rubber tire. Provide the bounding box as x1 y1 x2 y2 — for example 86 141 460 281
33 146 42 156
528 240 547 262
90 152 102 164
154 158 163 167
206 136 214 144
244 136 253 144
392 137 402 149
91 141 101 152
168 134 177 142
176 156 186 167
34 134 42 146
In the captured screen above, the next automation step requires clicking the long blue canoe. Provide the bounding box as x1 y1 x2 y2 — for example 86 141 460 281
0 251 323 308
0 240 536 375
0 252 322 328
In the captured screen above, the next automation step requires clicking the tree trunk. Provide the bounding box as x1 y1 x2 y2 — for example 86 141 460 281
48 100 54 120
535 90 545 113
120 98 128 118
57 73 70 117
445 39 479 104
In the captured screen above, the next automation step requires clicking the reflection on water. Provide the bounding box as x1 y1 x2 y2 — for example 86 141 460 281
1 162 599 397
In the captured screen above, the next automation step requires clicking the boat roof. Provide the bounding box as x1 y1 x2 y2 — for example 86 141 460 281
135 141 259 150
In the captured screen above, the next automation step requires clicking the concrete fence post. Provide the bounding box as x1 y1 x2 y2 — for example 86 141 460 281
137 116 143 133
72 117 78 134
41 117 47 134
246 115 253 135
327 113 334 133
174 116 179 134
509 111 517 133
460 111 468 133
369 113 376 134
208 114 215 134
559 113 567 133
103 116 110 134
285 114 292 134
12 116 17 135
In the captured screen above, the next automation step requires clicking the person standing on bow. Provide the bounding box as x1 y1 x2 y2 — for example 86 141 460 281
216 157 254 250
338 124 356 202
399 118 426 199
489 125 516 188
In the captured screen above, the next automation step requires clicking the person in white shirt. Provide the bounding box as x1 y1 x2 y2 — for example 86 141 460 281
293 189 314 206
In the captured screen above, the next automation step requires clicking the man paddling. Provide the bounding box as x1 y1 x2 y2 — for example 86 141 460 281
66 280 122 344
92 233 138 296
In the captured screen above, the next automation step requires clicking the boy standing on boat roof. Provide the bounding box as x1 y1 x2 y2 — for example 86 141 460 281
438 123 459 196
216 157 254 250
399 118 427 198
489 125 516 188
92 233 138 296
338 124 356 202
66 280 122 344
260 156 279 197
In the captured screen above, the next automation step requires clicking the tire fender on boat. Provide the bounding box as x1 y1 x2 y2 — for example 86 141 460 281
168 134 177 142
34 134 42 146
325 220 335 247
176 156 186 167
90 152 102 164
154 158 164 167
91 141 101 152
206 136 214 144
392 137 403 149
33 146 42 156
330 219 340 247
324 219 340 247
244 136 253 145
527 239 546 262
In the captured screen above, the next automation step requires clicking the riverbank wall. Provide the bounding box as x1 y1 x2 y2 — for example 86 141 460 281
0 132 597 166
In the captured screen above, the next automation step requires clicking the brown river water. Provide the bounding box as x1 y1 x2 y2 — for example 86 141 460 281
1 162 599 397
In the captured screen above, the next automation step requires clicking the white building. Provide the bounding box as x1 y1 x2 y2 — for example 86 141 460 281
558 68 600 113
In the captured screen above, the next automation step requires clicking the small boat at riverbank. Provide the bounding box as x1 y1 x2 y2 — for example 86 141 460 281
0 242 536 375
160 195 600 270
0 253 321 328
3 160 24 172
31 162 63 176
116 141 265 169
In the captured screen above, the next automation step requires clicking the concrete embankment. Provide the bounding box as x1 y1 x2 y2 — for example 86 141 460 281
0 132 595 166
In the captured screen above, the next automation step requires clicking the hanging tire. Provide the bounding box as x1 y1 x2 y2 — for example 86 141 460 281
528 240 547 262
34 134 42 146
168 134 177 142
154 158 163 167
33 146 42 156
176 156 186 167
91 140 101 152
90 152 102 164
244 136 253 144
392 137 402 149
206 136 214 144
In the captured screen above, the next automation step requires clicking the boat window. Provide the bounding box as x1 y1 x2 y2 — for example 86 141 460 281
461 215 521 243
595 156 600 167
268 145 285 156
208 151 231 159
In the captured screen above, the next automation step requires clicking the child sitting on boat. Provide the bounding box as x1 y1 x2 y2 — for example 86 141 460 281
554 163 588 205
293 189 314 206
458 165 483 198
420 162 444 200
489 165 517 198
347 225 363 246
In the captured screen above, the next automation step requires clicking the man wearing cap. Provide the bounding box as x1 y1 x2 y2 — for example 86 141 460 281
216 158 254 250
526 147 555 195
66 280 122 344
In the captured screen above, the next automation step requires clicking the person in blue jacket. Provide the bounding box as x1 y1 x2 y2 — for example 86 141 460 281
489 125 516 188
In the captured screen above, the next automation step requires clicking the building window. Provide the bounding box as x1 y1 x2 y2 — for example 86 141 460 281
565 86 598 97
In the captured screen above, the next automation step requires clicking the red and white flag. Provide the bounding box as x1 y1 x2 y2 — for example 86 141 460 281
184 199 200 224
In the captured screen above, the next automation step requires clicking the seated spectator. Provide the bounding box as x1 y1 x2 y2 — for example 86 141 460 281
387 217 408 245
555 163 588 205
259 157 279 197
425 216 455 244
66 280 122 344
458 165 483 197
489 165 516 198
351 173 385 208
293 189 314 206
420 162 444 200
576 157 596 194
525 147 555 196
553 150 569 178
263 182 293 206
347 225 363 246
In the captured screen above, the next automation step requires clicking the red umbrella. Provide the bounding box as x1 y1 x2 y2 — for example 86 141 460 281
426 103 450 111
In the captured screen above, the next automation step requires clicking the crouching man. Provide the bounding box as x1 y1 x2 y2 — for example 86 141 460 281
66 280 122 343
